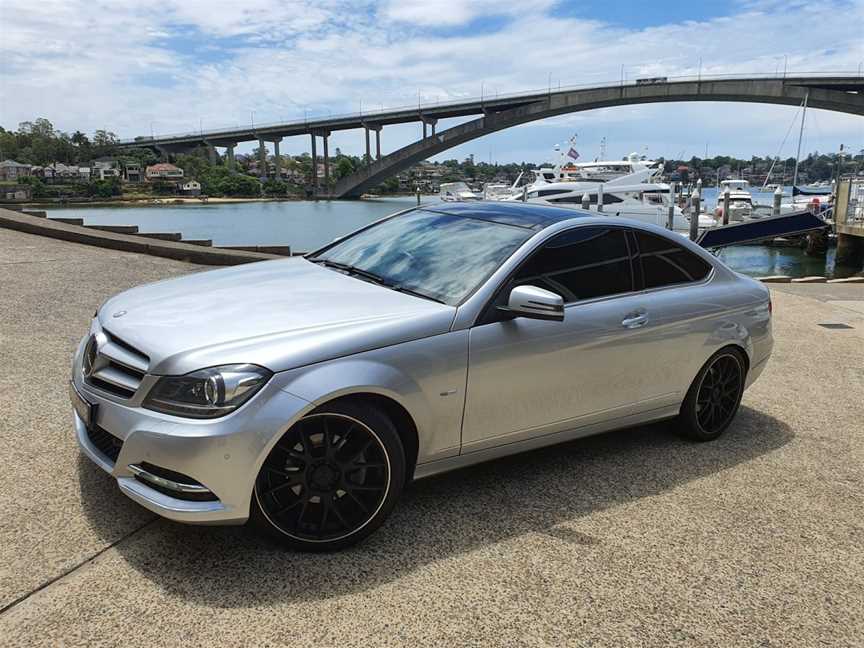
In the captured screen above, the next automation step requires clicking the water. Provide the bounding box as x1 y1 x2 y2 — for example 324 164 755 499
49 197 428 252
46 192 850 277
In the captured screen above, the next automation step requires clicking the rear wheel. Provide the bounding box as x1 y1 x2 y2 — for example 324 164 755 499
251 400 405 551
678 348 746 441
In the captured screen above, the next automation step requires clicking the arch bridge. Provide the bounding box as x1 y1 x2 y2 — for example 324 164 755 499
119 75 864 198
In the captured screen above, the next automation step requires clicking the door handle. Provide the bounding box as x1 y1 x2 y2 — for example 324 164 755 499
621 313 648 329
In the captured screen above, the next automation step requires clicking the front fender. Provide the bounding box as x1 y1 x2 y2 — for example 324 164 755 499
276 331 468 464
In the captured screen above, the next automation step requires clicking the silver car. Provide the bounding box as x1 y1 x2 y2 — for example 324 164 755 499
71 202 773 551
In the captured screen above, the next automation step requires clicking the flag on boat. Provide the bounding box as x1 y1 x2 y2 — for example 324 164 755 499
567 147 579 160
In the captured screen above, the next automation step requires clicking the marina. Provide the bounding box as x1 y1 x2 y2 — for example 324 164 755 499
33 184 860 279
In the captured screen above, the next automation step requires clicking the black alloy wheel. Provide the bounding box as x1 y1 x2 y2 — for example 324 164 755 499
252 401 405 551
678 348 746 441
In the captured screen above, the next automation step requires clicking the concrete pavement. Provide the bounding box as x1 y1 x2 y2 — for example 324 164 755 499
1 228 862 647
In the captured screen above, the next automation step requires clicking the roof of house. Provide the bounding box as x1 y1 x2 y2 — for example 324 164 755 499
146 163 182 172
0 159 31 168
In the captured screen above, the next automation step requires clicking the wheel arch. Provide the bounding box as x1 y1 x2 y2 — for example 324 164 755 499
715 342 751 374
315 392 420 481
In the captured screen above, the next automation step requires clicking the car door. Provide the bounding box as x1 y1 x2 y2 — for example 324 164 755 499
461 225 665 452
625 228 722 401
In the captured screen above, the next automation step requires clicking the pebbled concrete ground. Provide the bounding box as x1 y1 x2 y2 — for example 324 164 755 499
1 228 862 647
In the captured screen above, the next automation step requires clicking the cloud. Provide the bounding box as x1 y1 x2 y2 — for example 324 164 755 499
0 0 862 161
379 0 554 26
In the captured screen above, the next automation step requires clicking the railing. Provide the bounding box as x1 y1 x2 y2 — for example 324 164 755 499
118 70 863 144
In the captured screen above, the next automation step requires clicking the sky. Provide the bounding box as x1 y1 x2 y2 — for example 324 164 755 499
1 0 862 164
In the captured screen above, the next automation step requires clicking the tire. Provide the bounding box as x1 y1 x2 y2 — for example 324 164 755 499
250 399 406 552
677 347 747 442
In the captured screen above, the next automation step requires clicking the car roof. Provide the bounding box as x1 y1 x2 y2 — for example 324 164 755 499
420 201 592 230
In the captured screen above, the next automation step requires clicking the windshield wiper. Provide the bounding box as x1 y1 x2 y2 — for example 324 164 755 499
310 259 446 304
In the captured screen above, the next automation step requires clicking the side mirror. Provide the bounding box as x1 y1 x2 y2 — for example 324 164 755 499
498 285 564 322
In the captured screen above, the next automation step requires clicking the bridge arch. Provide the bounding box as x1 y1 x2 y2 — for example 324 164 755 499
332 77 864 197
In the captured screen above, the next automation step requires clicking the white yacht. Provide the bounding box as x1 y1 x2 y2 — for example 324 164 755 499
505 179 716 233
439 182 481 202
715 179 754 221
531 149 663 185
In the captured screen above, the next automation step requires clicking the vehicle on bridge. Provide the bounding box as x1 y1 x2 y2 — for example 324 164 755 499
636 76 668 85
71 202 773 551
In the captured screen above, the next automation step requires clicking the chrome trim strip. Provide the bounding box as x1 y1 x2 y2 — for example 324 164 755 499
99 341 149 374
92 365 140 392
127 463 212 494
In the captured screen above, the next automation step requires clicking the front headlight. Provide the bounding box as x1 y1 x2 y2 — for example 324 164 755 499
143 364 272 419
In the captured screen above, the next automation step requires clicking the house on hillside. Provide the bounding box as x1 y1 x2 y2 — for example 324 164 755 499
0 160 32 181
124 162 142 183
91 158 121 180
145 163 184 181
180 179 201 195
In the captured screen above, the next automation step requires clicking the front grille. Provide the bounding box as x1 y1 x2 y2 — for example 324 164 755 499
85 425 124 463
85 329 150 399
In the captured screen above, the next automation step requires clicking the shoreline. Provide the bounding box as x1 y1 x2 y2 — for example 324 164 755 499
11 193 431 209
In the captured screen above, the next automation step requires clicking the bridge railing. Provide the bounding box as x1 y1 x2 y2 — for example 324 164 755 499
118 70 862 145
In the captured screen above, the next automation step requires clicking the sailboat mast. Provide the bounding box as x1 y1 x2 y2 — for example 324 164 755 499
792 91 809 188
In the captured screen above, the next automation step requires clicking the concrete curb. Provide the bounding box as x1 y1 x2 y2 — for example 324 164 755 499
827 276 864 283
791 276 828 283
0 208 281 266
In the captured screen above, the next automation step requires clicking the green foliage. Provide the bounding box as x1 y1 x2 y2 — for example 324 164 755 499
263 178 287 196
150 180 177 196
0 118 119 166
86 177 122 198
377 177 400 193
18 175 47 198
334 156 356 180
219 174 261 197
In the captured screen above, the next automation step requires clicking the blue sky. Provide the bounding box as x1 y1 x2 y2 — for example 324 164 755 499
1 0 862 163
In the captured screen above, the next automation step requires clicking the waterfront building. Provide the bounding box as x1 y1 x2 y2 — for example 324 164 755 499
0 159 32 181
92 159 122 181
123 162 142 183
145 163 184 181
180 179 201 195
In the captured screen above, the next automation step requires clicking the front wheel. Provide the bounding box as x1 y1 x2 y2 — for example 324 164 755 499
677 348 746 441
251 400 405 551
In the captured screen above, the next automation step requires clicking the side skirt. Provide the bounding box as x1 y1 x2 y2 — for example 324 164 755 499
412 404 680 481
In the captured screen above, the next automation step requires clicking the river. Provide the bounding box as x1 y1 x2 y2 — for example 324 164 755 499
46 191 853 278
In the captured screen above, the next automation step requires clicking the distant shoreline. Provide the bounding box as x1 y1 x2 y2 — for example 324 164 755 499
14 193 430 209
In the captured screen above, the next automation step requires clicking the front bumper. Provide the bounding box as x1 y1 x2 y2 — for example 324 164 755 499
71 336 312 525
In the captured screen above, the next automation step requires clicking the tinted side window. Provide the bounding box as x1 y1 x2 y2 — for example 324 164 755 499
635 231 712 288
513 227 634 303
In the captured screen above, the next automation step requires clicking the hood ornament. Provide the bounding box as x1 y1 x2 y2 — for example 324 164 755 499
113 310 127 318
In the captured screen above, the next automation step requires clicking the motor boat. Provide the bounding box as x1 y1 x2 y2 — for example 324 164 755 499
505 179 716 233
531 149 663 185
482 183 518 200
715 180 754 222
439 182 481 202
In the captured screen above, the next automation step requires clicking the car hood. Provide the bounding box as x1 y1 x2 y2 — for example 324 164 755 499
99 257 455 375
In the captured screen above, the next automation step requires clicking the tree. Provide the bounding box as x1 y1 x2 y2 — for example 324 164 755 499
263 178 288 196
86 177 122 198
334 156 355 179
18 176 47 198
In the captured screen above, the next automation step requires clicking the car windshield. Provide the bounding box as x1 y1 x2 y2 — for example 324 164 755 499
310 209 532 305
